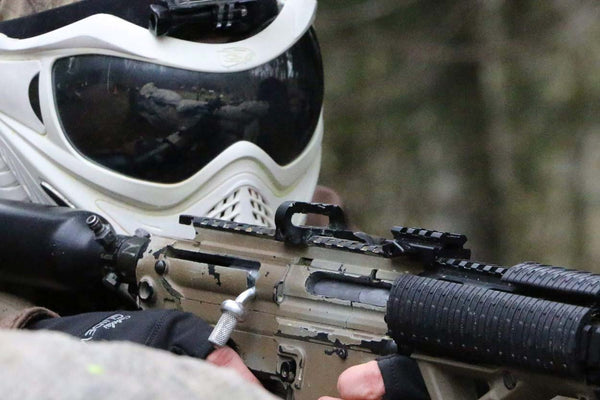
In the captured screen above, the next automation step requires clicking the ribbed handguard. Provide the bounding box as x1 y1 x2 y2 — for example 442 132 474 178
386 274 595 378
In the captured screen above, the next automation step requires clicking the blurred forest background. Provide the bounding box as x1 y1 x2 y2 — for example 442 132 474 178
314 0 600 271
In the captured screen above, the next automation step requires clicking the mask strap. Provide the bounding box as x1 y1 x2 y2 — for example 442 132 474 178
0 0 153 39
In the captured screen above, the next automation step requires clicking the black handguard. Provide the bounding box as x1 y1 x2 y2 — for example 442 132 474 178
386 261 600 384
29 309 215 359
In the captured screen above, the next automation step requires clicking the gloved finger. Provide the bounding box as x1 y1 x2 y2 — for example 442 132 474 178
377 355 430 400
207 346 261 385
337 360 385 400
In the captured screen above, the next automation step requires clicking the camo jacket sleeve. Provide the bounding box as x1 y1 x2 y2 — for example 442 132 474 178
0 292 58 329
0 0 76 22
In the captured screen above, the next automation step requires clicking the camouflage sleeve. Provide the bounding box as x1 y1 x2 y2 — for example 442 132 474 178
0 292 58 329
0 307 58 329
0 329 277 400
0 0 78 22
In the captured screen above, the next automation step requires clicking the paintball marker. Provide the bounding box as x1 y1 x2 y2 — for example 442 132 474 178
1 199 599 400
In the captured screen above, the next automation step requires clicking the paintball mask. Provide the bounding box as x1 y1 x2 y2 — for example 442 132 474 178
0 0 323 237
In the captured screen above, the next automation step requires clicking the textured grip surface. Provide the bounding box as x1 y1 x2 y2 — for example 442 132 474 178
503 262 600 300
386 274 593 377
208 312 237 348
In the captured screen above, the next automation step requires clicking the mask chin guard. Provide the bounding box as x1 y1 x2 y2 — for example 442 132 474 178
149 0 278 37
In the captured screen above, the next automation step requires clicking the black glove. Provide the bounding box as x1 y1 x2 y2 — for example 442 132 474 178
28 309 214 359
377 355 430 400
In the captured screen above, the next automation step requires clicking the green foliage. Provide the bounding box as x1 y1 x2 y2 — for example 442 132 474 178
315 0 600 270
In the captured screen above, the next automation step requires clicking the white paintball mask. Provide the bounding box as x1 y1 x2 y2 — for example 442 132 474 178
0 0 323 238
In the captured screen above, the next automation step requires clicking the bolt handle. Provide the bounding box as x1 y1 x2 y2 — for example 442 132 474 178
208 287 256 348
208 311 238 347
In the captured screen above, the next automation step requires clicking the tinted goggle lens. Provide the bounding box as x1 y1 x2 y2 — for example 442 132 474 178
53 29 323 183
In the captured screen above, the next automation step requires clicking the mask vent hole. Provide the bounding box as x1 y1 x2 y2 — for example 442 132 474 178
207 189 242 222
40 182 74 208
28 74 43 124
206 186 274 227
247 187 273 226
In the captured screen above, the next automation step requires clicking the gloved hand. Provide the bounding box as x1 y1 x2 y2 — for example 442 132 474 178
318 355 429 400
28 309 259 384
